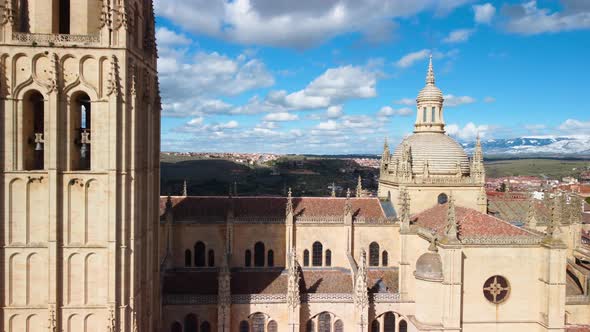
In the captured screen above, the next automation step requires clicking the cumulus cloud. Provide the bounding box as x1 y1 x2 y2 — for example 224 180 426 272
443 94 476 107
156 27 192 46
442 29 475 43
446 122 489 141
263 112 299 121
377 106 413 118
502 0 590 35
395 98 416 106
558 119 590 131
326 105 344 119
395 49 430 68
155 0 471 48
474 3 496 24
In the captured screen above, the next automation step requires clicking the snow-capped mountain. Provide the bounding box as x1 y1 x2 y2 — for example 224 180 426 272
461 136 590 157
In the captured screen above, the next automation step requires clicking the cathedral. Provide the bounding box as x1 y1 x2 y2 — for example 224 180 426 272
1 1 590 332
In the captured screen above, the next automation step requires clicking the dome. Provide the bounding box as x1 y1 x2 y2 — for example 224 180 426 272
417 85 443 102
415 251 443 281
392 132 470 176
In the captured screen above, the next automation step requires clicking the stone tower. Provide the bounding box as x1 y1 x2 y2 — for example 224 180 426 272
0 1 160 331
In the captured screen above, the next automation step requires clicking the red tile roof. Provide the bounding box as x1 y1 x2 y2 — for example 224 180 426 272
300 270 353 293
159 196 388 222
567 326 590 332
231 271 287 294
368 269 399 294
411 203 537 240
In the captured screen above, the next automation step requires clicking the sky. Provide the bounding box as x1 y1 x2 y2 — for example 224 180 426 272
154 0 590 154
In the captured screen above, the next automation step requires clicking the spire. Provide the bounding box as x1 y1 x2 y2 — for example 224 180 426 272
331 182 336 197
399 186 411 232
356 176 362 197
344 189 352 217
233 181 238 197
182 180 188 197
526 193 537 227
444 193 460 243
287 248 301 310
286 188 293 216
354 249 369 309
426 54 435 85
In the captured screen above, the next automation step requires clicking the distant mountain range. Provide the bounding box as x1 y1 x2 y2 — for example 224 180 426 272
461 136 590 157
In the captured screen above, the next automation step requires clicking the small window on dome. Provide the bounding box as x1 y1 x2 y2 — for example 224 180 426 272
431 107 436 122
438 193 448 205
422 107 427 122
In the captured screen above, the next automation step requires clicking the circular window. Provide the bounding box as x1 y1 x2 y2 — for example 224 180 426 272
483 275 510 304
437 193 448 205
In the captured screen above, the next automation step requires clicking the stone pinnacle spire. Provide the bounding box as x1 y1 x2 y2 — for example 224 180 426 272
182 180 188 197
356 176 362 198
426 54 435 85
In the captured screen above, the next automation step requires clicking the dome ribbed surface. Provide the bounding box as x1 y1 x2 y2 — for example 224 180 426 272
415 252 443 281
417 85 443 102
392 132 470 175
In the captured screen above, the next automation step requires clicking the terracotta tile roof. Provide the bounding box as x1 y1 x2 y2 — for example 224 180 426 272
159 196 387 222
583 213 590 224
162 271 218 295
300 270 353 293
487 195 551 225
368 269 399 294
231 271 287 294
411 203 537 240
567 326 590 332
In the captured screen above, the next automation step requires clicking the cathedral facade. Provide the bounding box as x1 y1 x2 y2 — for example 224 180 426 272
0 1 161 331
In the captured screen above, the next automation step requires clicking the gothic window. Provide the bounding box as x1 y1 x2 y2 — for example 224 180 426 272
268 320 278 332
23 90 44 170
399 320 407 332
184 250 191 267
383 312 395 332
382 251 389 267
334 320 343 332
17 0 30 32
239 321 249 332
59 0 71 34
194 242 206 267
325 250 332 267
171 322 182 332
208 249 215 267
303 250 310 267
267 250 274 267
254 242 265 267
369 242 380 266
312 242 323 266
371 320 379 332
438 193 448 205
483 275 510 304
70 92 91 171
318 312 331 332
251 313 265 332
184 314 197 332
245 250 252 267
306 320 315 332
200 321 211 332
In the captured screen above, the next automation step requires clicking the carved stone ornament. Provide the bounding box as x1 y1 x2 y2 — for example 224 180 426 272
483 275 510 304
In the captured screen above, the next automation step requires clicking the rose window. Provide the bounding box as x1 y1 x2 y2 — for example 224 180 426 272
483 275 510 304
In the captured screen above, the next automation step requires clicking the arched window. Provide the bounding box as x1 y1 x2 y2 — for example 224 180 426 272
70 92 91 170
383 312 395 332
251 313 265 332
382 251 389 267
200 321 211 332
267 250 274 267
371 320 379 332
312 242 323 267
306 320 315 332
303 250 310 267
325 250 332 267
254 242 265 267
369 242 380 266
422 107 427 122
245 250 252 267
184 314 197 332
399 320 407 332
239 321 249 332
171 322 182 332
334 319 343 332
431 107 436 122
208 249 215 267
438 193 448 205
23 90 44 170
318 312 331 332
267 320 277 332
194 242 206 267
184 249 192 267
17 0 30 33
59 0 70 34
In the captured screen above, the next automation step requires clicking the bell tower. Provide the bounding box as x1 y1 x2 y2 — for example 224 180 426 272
0 1 160 331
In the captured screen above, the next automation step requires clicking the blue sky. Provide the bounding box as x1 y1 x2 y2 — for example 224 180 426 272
154 0 590 154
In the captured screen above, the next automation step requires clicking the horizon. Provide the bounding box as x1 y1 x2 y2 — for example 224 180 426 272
156 0 590 154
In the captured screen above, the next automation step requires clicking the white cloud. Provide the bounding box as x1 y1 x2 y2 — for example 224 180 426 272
395 49 430 68
156 27 192 46
326 105 344 119
377 106 413 118
155 0 471 48
474 3 496 24
444 94 476 107
558 119 590 131
317 120 339 130
483 96 496 103
394 98 416 106
503 0 590 35
446 122 489 141
442 29 475 43
263 112 299 121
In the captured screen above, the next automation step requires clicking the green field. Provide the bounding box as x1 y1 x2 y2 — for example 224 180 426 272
484 158 589 179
